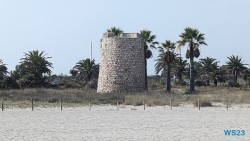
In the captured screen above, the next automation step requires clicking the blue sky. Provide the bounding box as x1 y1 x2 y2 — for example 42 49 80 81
0 0 250 75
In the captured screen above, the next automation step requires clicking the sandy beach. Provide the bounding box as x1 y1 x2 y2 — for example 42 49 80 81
0 105 250 141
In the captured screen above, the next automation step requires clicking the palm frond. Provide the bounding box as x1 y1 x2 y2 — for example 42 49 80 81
107 26 123 36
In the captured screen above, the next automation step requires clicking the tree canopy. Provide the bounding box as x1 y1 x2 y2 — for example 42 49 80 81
155 40 176 93
72 58 99 82
177 27 207 93
0 59 8 79
16 50 53 87
226 55 248 83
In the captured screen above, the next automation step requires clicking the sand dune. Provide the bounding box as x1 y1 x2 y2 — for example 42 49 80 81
0 105 249 141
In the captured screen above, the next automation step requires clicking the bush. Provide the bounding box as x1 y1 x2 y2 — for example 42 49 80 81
185 89 191 94
149 83 165 90
0 77 19 89
193 99 213 107
174 81 187 86
150 84 157 90
85 79 98 89
195 81 207 87
201 101 212 107
228 82 241 87
48 98 59 103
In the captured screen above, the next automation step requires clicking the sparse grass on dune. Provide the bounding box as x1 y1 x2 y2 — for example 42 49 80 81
124 93 179 107
195 86 250 104
0 86 250 108
0 88 125 108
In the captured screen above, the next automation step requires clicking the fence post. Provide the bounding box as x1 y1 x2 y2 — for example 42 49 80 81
1 98 3 111
89 99 91 110
32 98 34 111
198 98 200 110
143 99 146 110
60 98 62 111
117 99 119 110
227 99 228 110
170 98 172 110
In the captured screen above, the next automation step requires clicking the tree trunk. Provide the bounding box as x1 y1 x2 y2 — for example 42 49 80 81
207 79 210 86
189 46 195 93
234 71 238 83
144 46 148 91
177 73 183 83
166 64 171 93
88 74 91 81
213 78 218 86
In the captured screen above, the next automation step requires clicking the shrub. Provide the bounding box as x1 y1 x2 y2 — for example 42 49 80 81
193 99 213 107
228 82 241 87
0 76 19 89
195 81 207 87
48 98 59 103
85 79 98 89
149 83 165 90
174 81 187 86
150 84 157 90
185 89 191 94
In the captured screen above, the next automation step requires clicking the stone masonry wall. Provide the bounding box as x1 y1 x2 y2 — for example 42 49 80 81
97 32 146 93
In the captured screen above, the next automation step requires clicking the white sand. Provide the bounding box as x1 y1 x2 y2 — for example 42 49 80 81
0 105 250 141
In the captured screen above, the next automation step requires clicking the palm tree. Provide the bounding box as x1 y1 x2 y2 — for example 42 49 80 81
19 50 53 87
155 40 175 93
73 58 99 81
226 55 248 83
0 59 8 79
173 57 188 84
177 27 207 93
140 30 159 90
199 57 219 86
107 26 123 36
199 57 218 72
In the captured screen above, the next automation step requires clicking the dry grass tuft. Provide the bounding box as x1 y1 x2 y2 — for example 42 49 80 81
193 98 213 107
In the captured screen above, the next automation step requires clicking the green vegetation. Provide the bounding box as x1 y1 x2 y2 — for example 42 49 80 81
0 26 250 108
71 58 99 82
226 55 248 83
14 50 53 88
107 26 123 36
243 69 250 86
199 57 220 86
155 40 176 93
0 59 8 79
140 30 159 90
172 57 188 85
177 27 207 93
0 86 250 108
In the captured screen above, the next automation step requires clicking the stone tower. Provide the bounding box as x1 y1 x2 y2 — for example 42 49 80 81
97 32 146 93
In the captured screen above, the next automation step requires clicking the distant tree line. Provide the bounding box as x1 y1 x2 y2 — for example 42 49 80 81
1 27 250 93
0 50 99 89
154 27 250 93
106 26 250 93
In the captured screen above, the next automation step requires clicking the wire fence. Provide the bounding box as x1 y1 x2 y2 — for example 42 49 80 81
1 97 247 112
